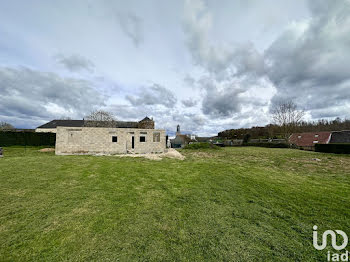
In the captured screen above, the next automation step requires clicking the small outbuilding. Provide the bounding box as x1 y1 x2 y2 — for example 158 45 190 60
48 117 166 155
56 126 166 155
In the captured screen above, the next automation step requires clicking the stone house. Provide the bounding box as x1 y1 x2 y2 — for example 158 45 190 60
56 126 166 155
36 117 165 155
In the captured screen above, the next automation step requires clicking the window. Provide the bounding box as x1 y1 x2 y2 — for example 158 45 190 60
153 132 160 142
140 136 146 142
315 134 319 138
313 141 319 144
112 136 118 142
298 136 301 139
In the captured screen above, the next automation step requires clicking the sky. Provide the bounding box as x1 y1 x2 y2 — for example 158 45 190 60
0 0 350 136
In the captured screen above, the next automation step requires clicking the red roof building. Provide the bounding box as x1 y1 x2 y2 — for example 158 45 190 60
289 132 332 150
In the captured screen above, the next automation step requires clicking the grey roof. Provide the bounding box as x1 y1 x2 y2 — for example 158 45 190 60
37 119 139 129
37 120 84 129
115 121 138 128
140 116 152 121
330 130 350 143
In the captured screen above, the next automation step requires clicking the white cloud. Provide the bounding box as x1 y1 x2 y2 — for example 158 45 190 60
117 13 144 47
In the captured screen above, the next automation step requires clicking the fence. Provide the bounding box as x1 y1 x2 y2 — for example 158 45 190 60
315 143 350 154
0 131 56 146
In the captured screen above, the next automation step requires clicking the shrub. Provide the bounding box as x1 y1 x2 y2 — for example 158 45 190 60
183 142 220 150
243 134 251 144
0 131 56 146
315 143 350 154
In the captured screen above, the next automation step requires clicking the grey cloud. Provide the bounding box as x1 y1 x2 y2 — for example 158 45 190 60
233 43 266 77
126 84 177 108
0 66 105 128
184 74 196 86
200 78 245 118
183 0 265 79
184 0 350 122
182 98 197 107
107 104 148 120
172 112 206 134
266 0 350 117
55 54 95 72
117 13 143 47
183 0 268 121
310 106 350 119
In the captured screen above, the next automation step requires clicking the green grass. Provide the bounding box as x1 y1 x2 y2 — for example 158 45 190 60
0 146 349 261
183 142 220 150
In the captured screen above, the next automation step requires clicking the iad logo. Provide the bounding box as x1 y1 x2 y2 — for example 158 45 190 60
313 225 348 250
313 225 349 261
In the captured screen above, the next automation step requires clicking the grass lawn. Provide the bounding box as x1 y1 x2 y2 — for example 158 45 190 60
0 146 349 261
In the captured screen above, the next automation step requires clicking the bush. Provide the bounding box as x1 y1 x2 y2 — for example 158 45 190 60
0 131 56 146
243 142 289 148
315 143 350 154
243 134 251 144
183 142 220 150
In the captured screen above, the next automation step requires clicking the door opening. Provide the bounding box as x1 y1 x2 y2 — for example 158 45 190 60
132 136 135 149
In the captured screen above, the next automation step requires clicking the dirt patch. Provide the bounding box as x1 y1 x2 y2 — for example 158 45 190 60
39 148 55 152
162 148 185 160
94 148 185 161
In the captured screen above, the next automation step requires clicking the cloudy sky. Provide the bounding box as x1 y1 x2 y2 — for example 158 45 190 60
1 0 350 136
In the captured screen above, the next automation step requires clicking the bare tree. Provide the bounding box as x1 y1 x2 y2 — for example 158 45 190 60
0 121 14 130
84 110 116 127
272 100 304 139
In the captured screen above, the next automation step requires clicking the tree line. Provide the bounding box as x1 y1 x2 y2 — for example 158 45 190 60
219 118 350 140
219 101 350 140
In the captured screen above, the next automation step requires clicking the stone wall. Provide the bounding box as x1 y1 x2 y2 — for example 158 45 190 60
55 127 166 155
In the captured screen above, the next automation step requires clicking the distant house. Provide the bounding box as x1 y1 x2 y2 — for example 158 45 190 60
289 130 350 150
170 124 213 148
36 117 154 133
289 132 331 150
170 125 190 148
171 134 193 148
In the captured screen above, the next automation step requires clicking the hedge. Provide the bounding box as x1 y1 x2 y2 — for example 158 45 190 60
0 131 56 146
184 142 220 150
315 143 350 154
243 142 289 148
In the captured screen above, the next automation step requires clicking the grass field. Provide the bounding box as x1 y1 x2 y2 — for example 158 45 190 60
0 146 349 261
